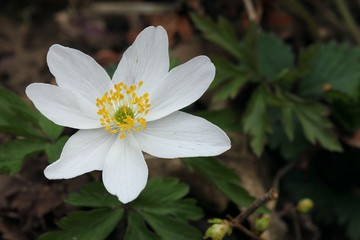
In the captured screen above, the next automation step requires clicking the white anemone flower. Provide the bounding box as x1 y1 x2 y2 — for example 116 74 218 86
26 26 231 203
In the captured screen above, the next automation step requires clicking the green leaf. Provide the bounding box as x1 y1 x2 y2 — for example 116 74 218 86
299 42 360 99
326 89 360 133
141 212 203 240
210 55 243 90
127 177 203 239
181 157 262 211
191 14 242 59
0 87 63 140
66 182 120 208
124 212 160 240
0 139 46 175
213 75 249 102
196 109 241 132
257 32 294 79
293 100 342 152
105 63 117 78
267 89 342 153
38 208 123 240
38 115 64 141
243 86 272 156
132 177 203 221
268 116 310 161
45 136 68 163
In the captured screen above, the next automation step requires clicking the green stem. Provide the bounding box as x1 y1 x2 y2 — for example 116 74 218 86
278 0 319 39
333 0 360 44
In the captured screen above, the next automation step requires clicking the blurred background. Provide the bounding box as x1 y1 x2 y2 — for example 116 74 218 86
2 0 360 240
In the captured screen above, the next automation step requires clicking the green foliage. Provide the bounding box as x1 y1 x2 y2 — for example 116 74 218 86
256 32 294 79
326 89 360 134
285 147 360 240
192 15 345 157
0 87 64 175
182 157 259 209
191 14 242 59
196 109 241 132
242 86 272 156
41 177 203 240
0 139 46 175
65 182 120 208
299 42 360 99
124 212 160 240
129 177 203 240
38 208 123 240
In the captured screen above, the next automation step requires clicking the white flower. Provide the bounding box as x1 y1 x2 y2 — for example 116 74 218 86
26 26 231 203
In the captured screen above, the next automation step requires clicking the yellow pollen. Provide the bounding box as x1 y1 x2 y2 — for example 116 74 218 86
96 81 150 139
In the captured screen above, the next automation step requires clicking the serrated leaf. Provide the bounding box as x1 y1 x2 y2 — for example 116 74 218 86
0 139 46 175
181 157 263 211
243 86 271 156
141 212 203 240
45 136 68 163
66 182 120 208
294 101 342 152
299 42 360 98
257 32 294 79
124 212 160 240
38 208 123 240
191 14 242 59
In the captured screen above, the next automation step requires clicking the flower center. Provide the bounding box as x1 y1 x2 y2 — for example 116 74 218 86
96 81 150 139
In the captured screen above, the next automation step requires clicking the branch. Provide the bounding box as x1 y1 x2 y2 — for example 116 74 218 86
227 188 278 240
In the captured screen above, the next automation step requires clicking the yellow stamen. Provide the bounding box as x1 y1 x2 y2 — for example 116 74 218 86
96 81 150 139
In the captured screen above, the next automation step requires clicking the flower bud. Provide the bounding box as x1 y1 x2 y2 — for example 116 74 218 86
255 215 270 232
204 218 232 240
297 198 314 213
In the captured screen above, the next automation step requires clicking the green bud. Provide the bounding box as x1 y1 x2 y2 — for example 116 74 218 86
297 198 314 213
255 215 270 232
204 218 232 240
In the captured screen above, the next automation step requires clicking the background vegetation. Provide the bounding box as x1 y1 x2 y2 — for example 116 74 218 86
1 0 360 239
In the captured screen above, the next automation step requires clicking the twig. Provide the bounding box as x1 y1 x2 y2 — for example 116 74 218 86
333 0 360 44
243 0 258 22
227 188 278 240
288 203 302 240
272 161 296 192
234 188 278 223
232 222 265 240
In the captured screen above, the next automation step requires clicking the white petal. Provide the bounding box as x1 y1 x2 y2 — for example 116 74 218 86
103 135 148 203
26 83 100 129
44 129 117 179
47 44 112 102
135 111 231 158
112 26 169 94
146 56 215 121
